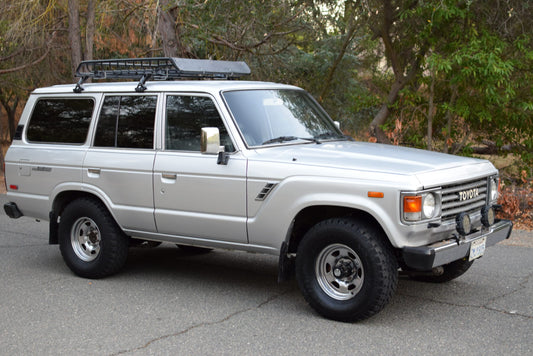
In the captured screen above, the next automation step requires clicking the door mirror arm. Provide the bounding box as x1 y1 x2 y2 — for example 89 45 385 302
217 151 229 165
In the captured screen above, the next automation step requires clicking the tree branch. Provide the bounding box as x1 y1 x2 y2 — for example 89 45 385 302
0 32 57 75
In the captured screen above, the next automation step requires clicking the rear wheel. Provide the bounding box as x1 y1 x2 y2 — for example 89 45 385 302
295 217 398 322
59 198 129 279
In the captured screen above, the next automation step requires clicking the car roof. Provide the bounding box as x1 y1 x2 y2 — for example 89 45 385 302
31 80 302 95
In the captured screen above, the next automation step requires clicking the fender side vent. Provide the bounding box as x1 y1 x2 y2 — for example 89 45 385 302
255 183 277 201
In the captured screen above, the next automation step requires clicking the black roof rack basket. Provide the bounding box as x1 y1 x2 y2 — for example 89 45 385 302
74 57 251 93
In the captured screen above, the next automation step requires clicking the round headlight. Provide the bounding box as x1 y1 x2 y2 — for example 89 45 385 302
423 193 436 218
490 178 498 202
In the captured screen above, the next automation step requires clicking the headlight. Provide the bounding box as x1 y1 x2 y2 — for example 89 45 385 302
423 193 436 218
489 177 499 202
402 190 441 223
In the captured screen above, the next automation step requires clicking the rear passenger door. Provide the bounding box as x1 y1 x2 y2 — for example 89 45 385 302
153 94 247 243
83 94 159 233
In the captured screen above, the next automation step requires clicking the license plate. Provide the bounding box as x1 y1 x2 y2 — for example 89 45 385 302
469 237 486 261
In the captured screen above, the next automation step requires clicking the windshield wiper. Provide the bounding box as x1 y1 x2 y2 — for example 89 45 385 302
315 132 345 140
262 136 321 145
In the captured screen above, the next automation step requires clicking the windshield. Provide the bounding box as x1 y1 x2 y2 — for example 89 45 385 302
222 89 345 147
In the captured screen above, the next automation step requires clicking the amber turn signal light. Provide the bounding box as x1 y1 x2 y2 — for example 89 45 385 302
403 196 422 213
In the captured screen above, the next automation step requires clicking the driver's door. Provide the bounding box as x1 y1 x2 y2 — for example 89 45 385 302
153 94 247 243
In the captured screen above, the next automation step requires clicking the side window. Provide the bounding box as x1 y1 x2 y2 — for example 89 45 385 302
26 98 94 144
165 95 234 152
94 95 157 149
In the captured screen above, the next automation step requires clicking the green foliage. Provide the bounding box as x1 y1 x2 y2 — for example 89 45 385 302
0 0 531 178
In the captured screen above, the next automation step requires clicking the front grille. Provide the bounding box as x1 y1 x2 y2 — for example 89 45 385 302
441 178 488 220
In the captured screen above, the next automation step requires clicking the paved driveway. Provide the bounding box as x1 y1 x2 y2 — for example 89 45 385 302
1 194 531 355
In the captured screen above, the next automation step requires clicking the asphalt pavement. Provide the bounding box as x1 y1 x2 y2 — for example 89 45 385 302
1 194 532 355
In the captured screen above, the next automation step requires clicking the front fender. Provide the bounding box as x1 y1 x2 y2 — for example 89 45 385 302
247 176 404 250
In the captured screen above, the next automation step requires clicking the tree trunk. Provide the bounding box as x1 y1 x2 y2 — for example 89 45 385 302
0 90 19 143
427 70 436 151
0 104 4 176
443 87 458 153
157 0 180 57
68 0 82 76
85 0 95 62
369 80 404 143
7 98 18 142
367 0 428 144
0 144 4 176
319 1 357 102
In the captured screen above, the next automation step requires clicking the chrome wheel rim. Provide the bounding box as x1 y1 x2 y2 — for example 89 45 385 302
315 243 364 300
71 217 101 262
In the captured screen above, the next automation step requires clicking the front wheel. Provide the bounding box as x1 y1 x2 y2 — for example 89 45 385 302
407 258 474 283
59 198 129 279
296 218 398 322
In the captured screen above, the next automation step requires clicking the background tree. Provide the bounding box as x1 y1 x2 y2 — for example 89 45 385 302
0 0 532 179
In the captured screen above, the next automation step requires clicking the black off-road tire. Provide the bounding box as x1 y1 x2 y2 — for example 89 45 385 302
295 217 398 322
408 258 474 283
59 198 129 279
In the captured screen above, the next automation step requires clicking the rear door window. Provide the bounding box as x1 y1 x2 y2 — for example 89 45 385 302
94 95 157 149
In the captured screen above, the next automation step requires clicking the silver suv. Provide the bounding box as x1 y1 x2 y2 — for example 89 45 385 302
3 58 513 322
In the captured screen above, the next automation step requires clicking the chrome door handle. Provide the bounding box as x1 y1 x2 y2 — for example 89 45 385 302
162 173 177 180
88 168 101 174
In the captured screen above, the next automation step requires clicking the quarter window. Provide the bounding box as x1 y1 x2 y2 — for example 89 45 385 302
165 95 234 152
26 98 94 144
94 95 157 149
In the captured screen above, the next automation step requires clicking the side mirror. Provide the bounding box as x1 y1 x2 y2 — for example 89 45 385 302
201 127 229 165
201 127 221 154
333 121 341 130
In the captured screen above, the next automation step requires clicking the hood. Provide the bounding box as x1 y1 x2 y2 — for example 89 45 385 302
252 141 496 187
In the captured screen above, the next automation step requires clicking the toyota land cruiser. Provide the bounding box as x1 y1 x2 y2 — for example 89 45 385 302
3 58 513 322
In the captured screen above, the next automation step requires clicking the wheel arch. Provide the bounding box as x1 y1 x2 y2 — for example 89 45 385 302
49 190 116 245
288 205 393 254
278 205 396 282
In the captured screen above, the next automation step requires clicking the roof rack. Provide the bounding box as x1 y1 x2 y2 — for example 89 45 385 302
73 57 251 93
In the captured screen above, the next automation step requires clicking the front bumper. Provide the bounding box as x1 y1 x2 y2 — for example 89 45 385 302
402 219 513 271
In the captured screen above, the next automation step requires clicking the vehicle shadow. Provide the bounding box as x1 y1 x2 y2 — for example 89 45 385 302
121 244 285 291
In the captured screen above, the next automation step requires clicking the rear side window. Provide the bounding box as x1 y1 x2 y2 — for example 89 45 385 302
94 95 157 149
26 98 94 144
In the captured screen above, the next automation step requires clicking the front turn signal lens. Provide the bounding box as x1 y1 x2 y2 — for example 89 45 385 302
403 196 422 221
404 196 422 213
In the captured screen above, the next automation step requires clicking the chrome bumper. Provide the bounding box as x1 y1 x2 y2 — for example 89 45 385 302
402 219 513 271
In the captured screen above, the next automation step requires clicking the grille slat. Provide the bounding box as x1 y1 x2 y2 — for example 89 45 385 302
442 186 487 203
441 178 489 220
442 200 486 218
442 193 487 210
